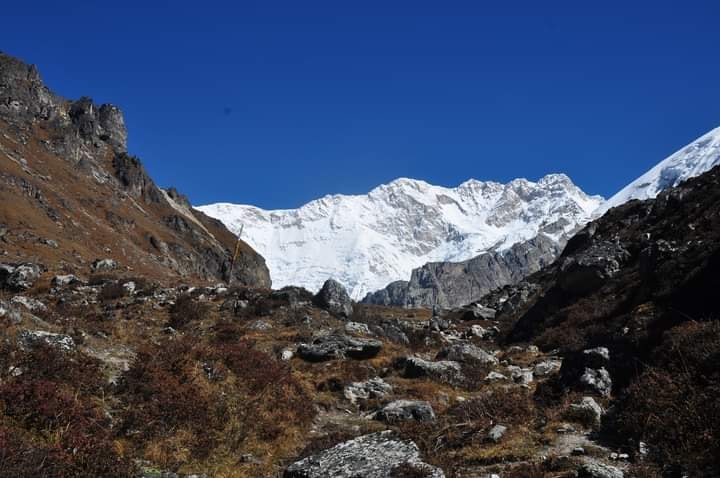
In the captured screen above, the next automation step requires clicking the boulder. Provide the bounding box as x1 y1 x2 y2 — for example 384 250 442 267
576 463 624 478
345 321 372 336
297 334 382 362
18 330 75 352
283 431 445 478
533 360 562 376
91 258 118 273
487 424 507 443
10 296 47 312
344 377 393 404
580 367 612 397
435 344 498 365
373 400 436 423
567 396 604 426
51 274 81 287
313 279 353 318
0 263 41 291
396 356 463 383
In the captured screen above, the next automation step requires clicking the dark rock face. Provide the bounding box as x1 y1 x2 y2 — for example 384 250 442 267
297 334 382 362
313 279 353 318
283 431 445 478
363 234 562 309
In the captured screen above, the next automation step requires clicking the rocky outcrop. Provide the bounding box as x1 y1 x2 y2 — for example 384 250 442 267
363 234 562 309
0 262 41 291
297 334 382 362
283 431 444 478
313 279 353 318
372 400 436 423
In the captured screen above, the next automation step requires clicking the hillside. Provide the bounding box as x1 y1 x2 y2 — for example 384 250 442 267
0 52 269 287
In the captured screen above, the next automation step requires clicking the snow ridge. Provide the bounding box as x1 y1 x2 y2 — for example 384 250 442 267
197 174 603 299
597 126 720 214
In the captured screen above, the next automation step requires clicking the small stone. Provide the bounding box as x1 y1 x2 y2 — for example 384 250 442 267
572 447 586 456
345 321 371 335
51 274 81 287
567 396 604 427
485 371 508 381
580 367 612 397
280 348 294 361
487 424 507 443
91 258 118 272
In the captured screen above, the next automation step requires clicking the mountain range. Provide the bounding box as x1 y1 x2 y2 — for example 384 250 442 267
199 126 720 306
198 175 602 300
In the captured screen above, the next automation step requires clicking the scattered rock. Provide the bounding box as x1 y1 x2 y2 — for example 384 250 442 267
18 330 75 352
533 360 562 376
373 400 436 423
396 356 463 383
344 377 393 404
10 296 47 312
248 319 273 331
507 365 534 385
0 262 41 291
91 258 118 272
283 431 445 478
345 321 372 335
297 334 382 362
280 348 294 361
580 367 612 397
51 274 81 287
485 371 508 381
467 324 499 339
487 424 507 443
436 343 498 365
567 396 604 427
313 279 354 318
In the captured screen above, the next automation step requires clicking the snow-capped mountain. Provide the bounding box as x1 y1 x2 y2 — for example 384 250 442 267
597 126 720 214
197 174 603 299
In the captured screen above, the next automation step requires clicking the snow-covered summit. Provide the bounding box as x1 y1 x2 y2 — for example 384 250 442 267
597 126 720 214
197 174 603 299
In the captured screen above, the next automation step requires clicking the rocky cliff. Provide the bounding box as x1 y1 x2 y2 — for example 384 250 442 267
0 51 270 286
363 234 562 309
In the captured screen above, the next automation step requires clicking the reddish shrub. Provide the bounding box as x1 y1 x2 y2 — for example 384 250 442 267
167 293 208 328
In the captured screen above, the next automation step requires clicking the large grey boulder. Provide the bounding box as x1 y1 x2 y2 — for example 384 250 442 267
297 334 382 362
580 367 612 397
0 263 41 291
18 330 75 352
314 279 353 318
372 400 435 423
344 377 393 404
283 431 444 478
576 463 624 478
435 343 498 365
567 396 604 427
396 356 463 383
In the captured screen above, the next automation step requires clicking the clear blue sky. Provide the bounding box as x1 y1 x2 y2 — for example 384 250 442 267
2 1 719 208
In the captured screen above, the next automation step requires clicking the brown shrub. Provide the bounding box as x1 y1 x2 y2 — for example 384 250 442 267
609 320 720 476
100 281 127 301
167 293 208 328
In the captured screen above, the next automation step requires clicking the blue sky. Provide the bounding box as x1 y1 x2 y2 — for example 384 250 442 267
2 1 719 208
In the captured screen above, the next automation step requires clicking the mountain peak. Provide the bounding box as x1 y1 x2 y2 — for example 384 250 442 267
598 126 720 214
